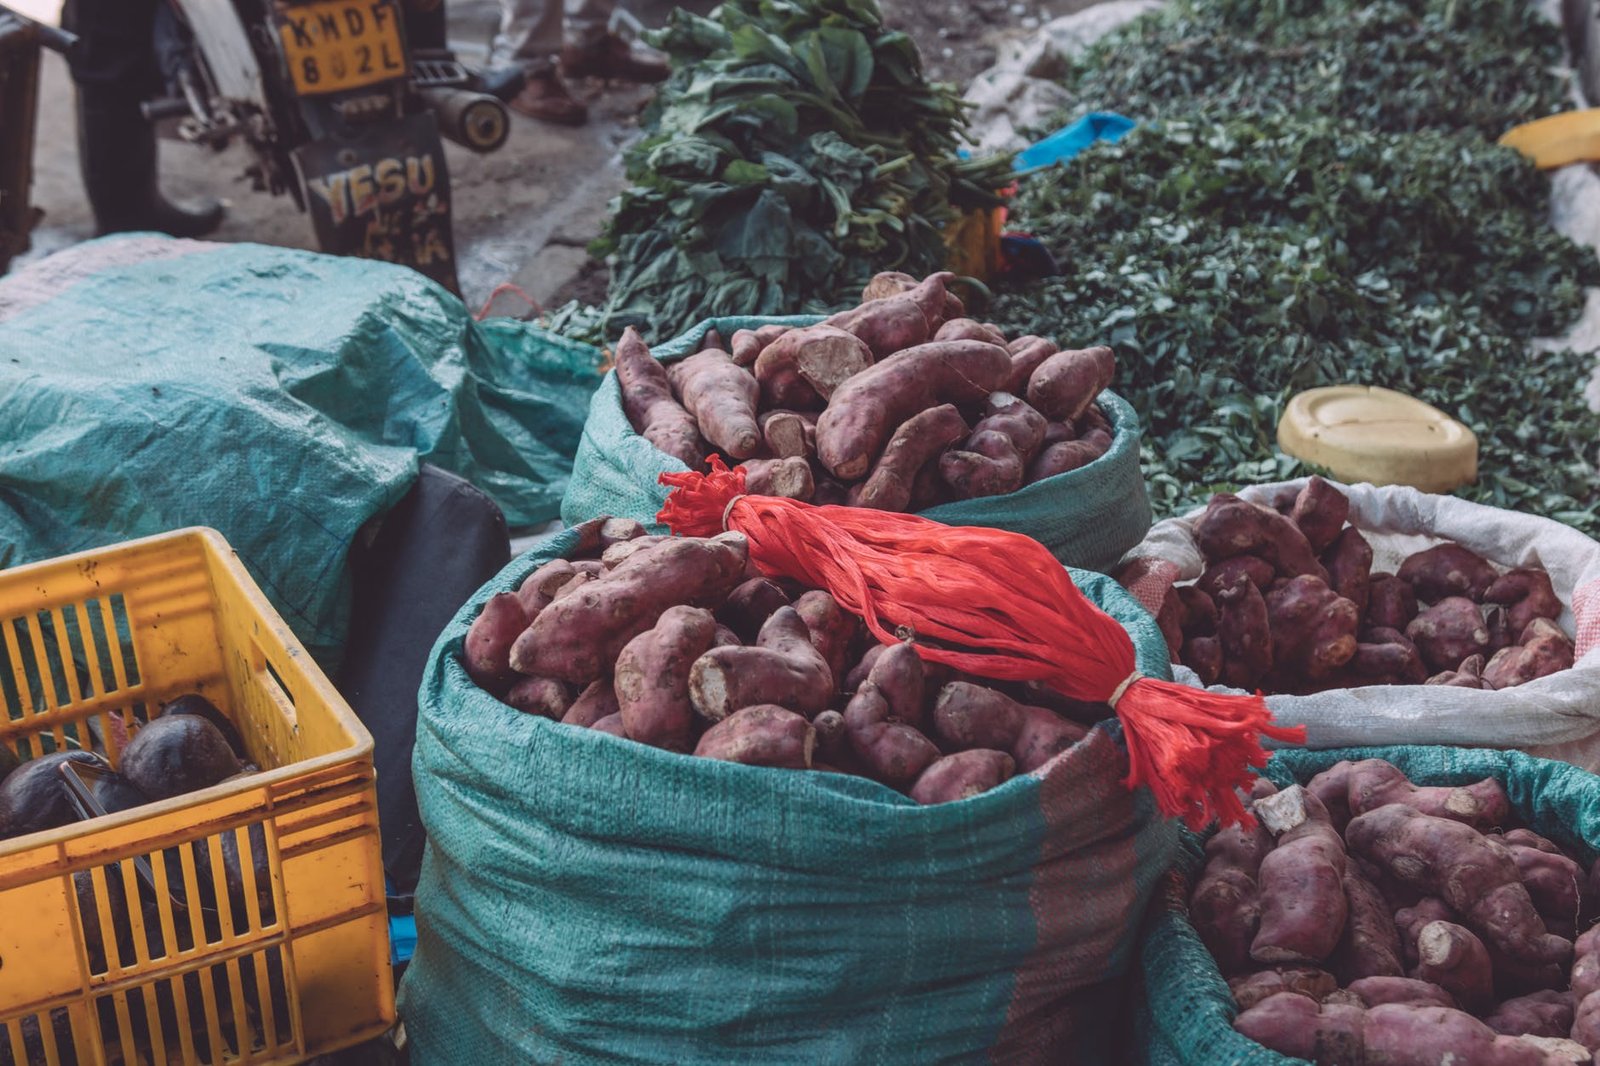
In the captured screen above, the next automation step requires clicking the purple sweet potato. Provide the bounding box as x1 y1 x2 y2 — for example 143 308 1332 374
1251 790 1349 965
464 592 531 690
1196 494 1330 583
1367 573 1419 631
614 326 706 468
1484 568 1563 637
758 409 817 459
843 684 940 789
1025 346 1115 422
689 606 834 722
504 675 573 719
754 325 874 405
717 578 791 645
615 605 719 752
909 749 1015 804
932 681 1087 772
1406 597 1495 673
1217 577 1274 690
1345 976 1457 1010
856 404 970 511
667 348 761 459
1398 543 1499 603
1229 968 1339 1011
562 679 619 728
1323 527 1374 616
1290 477 1351 554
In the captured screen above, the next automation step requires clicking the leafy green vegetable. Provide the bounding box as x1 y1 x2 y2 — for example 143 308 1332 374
993 0 1600 532
587 0 1012 344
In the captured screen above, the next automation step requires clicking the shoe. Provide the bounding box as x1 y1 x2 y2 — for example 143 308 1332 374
560 33 669 83
474 64 528 103
77 88 224 238
508 69 588 126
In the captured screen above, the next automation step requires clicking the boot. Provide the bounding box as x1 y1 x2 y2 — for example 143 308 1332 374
560 33 669 83
77 88 223 238
508 68 588 126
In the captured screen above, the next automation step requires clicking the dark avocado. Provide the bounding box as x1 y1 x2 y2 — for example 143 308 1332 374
119 715 241 801
161 694 247 759
88 771 149 815
0 751 109 841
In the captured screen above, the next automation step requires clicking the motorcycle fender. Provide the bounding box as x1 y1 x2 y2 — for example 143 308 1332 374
291 111 460 293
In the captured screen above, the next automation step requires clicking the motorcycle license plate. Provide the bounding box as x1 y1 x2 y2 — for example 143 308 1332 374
275 0 407 96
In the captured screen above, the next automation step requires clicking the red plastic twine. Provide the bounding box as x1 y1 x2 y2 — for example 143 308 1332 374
658 457 1306 830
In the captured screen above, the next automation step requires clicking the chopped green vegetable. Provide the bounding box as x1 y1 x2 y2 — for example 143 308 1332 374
994 0 1600 532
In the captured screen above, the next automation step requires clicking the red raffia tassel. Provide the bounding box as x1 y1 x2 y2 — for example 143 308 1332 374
658 457 1306 830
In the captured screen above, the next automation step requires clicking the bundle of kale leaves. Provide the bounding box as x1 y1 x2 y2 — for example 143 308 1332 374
585 0 1010 343
993 0 1600 531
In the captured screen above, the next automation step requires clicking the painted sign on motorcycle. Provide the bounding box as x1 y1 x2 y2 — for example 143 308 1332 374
275 0 406 96
293 111 460 292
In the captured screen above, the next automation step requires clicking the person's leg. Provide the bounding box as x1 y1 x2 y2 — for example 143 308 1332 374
559 0 667 83
494 0 587 124
62 0 222 237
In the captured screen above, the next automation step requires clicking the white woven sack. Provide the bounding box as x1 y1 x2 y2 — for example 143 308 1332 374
1116 478 1600 771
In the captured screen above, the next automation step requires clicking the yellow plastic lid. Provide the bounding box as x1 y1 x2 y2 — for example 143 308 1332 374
1277 385 1478 493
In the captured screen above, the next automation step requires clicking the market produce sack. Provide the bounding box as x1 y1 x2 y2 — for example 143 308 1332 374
0 235 604 666
559 311 1154 573
1134 744 1600 1065
1115 478 1600 770
399 519 1184 1065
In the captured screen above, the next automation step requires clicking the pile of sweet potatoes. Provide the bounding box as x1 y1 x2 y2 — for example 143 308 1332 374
1158 477 1574 694
615 271 1118 511
461 517 1103 803
1195 759 1600 1064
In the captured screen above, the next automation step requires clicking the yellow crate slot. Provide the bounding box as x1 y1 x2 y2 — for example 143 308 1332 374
0 528 389 1065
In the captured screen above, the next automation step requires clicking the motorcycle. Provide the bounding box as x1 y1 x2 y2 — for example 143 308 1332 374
143 0 519 293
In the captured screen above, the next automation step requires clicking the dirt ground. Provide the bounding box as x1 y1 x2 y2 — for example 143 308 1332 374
12 0 1088 311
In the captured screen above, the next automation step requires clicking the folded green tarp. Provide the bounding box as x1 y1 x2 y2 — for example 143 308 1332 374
0 235 604 667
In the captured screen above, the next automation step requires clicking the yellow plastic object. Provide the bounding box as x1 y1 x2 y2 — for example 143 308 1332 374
1277 385 1478 493
944 204 1005 282
0 529 392 1066
1499 109 1600 169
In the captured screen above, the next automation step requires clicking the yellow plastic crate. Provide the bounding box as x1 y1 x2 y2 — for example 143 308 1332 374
0 529 393 1066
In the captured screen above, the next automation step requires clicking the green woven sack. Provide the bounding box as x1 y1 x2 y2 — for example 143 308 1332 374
398 525 1182 1065
560 316 1154 573
1134 745 1600 1065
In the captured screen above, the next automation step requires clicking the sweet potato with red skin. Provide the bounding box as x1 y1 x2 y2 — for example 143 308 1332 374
514 535 748 685
824 275 948 359
1396 898 1459 968
615 327 706 468
1199 557 1277 602
1289 477 1351 554
591 713 627 737
1183 635 1224 685
515 558 584 615
793 591 858 686
730 324 790 367
1178 586 1219 636
717 578 790 644
1483 991 1576 1038
758 410 816 459
1217 577 1274 690
1025 345 1115 423
694 705 815 769
1345 976 1456 1010
864 643 927 729
855 404 969 510
811 709 846 761
1193 865 1263 976
934 318 1007 346
842 644 885 694
504 675 573 719
1004 336 1059 395
1230 968 1339 1011
1323 527 1374 615
1413 920 1494 1013
1306 759 1510 834
741 456 814 501
1251 791 1349 964
690 606 834 722
615 606 719 752
1506 844 1584 940
754 325 874 406
1333 862 1405 982
601 535 668 569
1350 633 1428 685
910 749 1015 804
812 474 850 506
562 679 619 728
843 684 940 788
1406 596 1495 673
1484 618 1575 689
1427 654 1491 689
858 271 964 325
464 593 530 690
1268 575 1361 681
1367 573 1419 630
666 348 761 459
1157 586 1184 660
1024 439 1102 482
1196 495 1331 583
932 682 1087 771
1234 994 1561 1064
1040 419 1075 447
1347 805 1571 969
1484 568 1564 637
941 396 1048 500
815 339 1012 480
1399 543 1500 603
